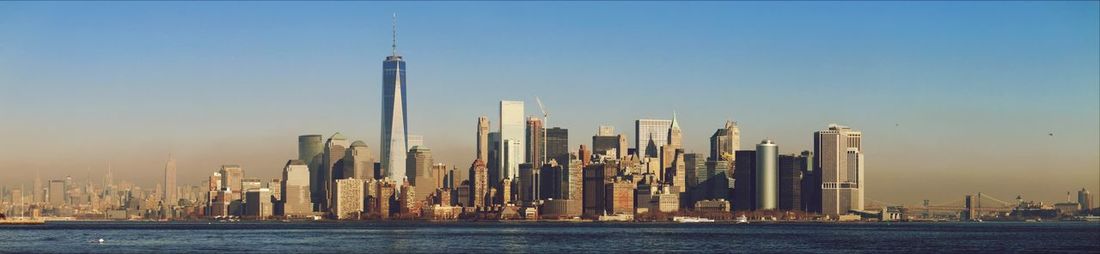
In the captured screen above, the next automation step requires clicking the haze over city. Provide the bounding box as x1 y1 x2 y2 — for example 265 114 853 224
1 1 1097 207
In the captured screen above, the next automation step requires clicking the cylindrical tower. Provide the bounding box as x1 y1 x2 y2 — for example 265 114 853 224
756 139 778 210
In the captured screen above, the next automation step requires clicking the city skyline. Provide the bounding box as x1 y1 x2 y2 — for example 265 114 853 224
1 2 1098 206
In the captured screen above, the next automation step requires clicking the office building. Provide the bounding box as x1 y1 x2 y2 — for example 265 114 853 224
163 154 177 206
244 188 273 219
500 100 525 181
477 116 490 163
281 160 313 216
605 177 635 215
406 146 434 203
755 140 778 210
732 150 756 210
799 151 818 213
709 121 740 162
564 159 584 201
1079 188 1093 210
487 132 501 188
333 179 364 219
48 180 65 207
815 124 864 216
381 19 409 183
299 135 325 206
343 141 374 180
582 163 615 217
322 132 349 210
526 117 544 167
635 119 672 158
684 153 704 188
519 163 540 202
778 152 810 211
220 165 244 201
469 159 489 207
546 127 569 165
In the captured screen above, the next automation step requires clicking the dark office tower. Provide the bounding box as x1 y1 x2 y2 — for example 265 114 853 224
518 163 539 203
381 15 409 182
684 153 705 189
299 135 324 205
526 117 544 167
815 124 863 216
578 145 592 167
539 162 562 200
546 127 569 165
709 121 740 162
778 153 808 211
732 150 756 211
582 163 615 217
322 132 349 211
798 151 818 213
487 132 501 189
476 116 490 163
592 126 625 159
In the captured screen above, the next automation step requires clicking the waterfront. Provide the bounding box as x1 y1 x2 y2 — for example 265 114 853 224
1 222 1097 253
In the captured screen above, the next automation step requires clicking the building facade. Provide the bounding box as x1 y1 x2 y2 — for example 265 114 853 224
815 124 864 216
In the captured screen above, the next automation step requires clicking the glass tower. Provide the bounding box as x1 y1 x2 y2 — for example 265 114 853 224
381 15 409 182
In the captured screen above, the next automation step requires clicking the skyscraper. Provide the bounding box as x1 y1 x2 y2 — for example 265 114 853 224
381 15 409 183
322 132 349 210
500 100 525 180
298 135 324 205
635 119 672 158
546 127 569 166
815 124 864 216
469 159 489 207
755 140 778 210
281 160 312 216
406 145 434 202
1078 188 1093 210
220 165 244 201
778 153 809 211
343 141 374 180
476 116 490 163
709 121 740 162
526 117 544 167
163 154 177 206
732 150 756 211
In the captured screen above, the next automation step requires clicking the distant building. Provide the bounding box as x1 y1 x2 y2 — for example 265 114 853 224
635 119 672 158
322 132 350 211
48 180 65 207
755 140 778 210
333 179 363 219
380 39 409 186
526 117 544 167
163 155 177 206
406 146 434 202
564 159 584 201
709 120 740 162
583 163 615 216
477 116 490 163
694 199 731 212
488 132 502 189
1079 188 1093 211
815 124 864 216
546 127 569 166
732 150 756 211
469 159 489 208
244 188 273 219
500 100 526 181
298 134 325 207
778 153 809 211
220 165 244 201
605 177 635 215
518 163 540 203
281 160 313 217
343 141 375 180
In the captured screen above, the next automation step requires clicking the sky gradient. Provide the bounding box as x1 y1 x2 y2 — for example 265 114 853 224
1 2 1097 206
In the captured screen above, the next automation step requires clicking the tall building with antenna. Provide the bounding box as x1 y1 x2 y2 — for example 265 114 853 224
164 154 177 206
381 13 410 182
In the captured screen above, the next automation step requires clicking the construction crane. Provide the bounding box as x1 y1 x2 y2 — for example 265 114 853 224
535 97 549 164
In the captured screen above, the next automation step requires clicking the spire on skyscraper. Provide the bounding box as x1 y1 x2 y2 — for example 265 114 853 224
392 13 398 57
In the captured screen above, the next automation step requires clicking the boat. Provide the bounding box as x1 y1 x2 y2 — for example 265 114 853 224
672 216 714 223
735 215 749 224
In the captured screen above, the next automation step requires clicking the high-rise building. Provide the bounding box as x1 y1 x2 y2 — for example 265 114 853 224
709 121 740 162
778 153 809 211
605 177 635 215
546 127 569 165
526 117 544 167
333 179 364 219
636 119 672 158
798 151 818 213
299 135 325 206
732 150 756 211
519 163 540 203
476 116 490 163
815 124 864 216
564 159 584 201
684 153 705 189
406 146 434 202
344 141 375 180
592 126 626 159
500 100 525 181
33 172 42 204
469 159 489 207
163 154 177 206
219 165 244 201
667 113 682 150
322 132 349 210
755 140 778 210
244 188 273 219
281 160 312 216
582 163 615 217
48 180 65 207
487 132 501 188
539 162 562 200
381 16 409 183
1080 188 1094 210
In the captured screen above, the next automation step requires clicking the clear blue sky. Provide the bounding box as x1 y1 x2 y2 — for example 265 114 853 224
1 2 1097 205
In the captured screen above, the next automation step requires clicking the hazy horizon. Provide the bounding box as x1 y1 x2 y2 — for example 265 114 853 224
1 2 1097 206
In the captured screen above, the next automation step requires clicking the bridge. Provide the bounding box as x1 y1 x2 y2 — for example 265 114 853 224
866 192 1016 218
